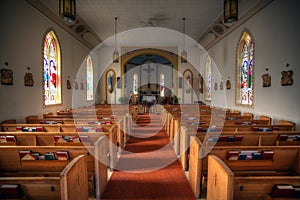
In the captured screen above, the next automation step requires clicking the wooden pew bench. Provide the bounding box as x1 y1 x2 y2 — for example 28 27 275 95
0 136 108 199
207 155 300 200
188 137 300 198
0 131 119 172
0 155 88 200
178 125 297 171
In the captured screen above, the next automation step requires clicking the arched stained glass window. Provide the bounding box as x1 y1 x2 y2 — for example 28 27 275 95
236 30 254 106
43 30 61 106
86 56 93 101
160 73 165 97
133 73 138 95
205 56 212 101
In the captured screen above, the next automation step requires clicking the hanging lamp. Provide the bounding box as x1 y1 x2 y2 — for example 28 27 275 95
181 17 187 63
59 0 76 23
113 17 119 63
224 0 238 23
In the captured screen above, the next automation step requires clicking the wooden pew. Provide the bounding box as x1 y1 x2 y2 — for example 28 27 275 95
0 155 88 200
179 124 298 171
0 131 119 173
0 136 108 199
207 155 300 200
188 137 300 198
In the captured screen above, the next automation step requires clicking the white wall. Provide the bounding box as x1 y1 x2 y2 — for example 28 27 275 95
205 0 300 129
0 1 90 122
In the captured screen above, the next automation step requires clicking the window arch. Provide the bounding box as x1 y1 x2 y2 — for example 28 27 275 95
236 30 254 106
133 73 138 95
43 30 61 106
86 55 93 101
205 56 212 101
160 73 165 97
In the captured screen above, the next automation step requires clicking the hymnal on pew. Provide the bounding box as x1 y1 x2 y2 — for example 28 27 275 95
272 184 295 198
56 151 69 160
0 184 23 199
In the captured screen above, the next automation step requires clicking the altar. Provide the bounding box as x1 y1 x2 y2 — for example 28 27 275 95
141 95 157 113
141 95 157 104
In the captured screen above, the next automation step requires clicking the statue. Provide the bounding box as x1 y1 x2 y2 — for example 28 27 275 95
226 78 231 90
24 72 34 86
67 79 71 89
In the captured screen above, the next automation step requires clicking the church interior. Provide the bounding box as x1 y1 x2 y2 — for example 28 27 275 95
0 0 300 199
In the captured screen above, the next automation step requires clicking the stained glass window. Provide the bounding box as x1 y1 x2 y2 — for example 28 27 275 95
86 56 93 101
236 31 254 106
205 56 212 101
133 73 138 95
160 73 165 97
43 30 61 106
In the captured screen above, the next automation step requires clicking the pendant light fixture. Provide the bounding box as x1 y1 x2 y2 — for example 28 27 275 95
113 17 119 63
224 0 238 23
59 0 76 23
181 17 187 63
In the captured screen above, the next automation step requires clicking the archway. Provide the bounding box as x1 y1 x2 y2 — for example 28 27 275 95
120 48 178 100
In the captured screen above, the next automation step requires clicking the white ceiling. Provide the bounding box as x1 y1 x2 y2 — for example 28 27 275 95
40 0 260 44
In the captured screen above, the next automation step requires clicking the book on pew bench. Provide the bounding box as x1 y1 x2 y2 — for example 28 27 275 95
79 135 90 142
252 152 262 160
0 136 6 143
271 185 295 198
234 135 243 142
56 151 69 160
227 136 235 142
0 184 23 199
19 150 32 160
54 135 66 143
226 150 239 160
237 153 247 160
21 153 36 160
218 136 227 142
262 150 275 160
0 136 16 143
277 134 288 141
44 152 56 160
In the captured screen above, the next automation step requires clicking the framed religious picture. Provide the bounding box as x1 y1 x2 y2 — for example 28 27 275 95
183 69 193 94
106 69 116 93
281 70 293 86
262 68 271 87
1 68 13 85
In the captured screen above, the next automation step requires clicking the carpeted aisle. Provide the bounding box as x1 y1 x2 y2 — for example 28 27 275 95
101 113 195 200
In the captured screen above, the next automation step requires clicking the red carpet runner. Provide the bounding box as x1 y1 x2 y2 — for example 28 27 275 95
102 113 195 200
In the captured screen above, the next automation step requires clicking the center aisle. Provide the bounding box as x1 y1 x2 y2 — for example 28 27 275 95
102 113 195 200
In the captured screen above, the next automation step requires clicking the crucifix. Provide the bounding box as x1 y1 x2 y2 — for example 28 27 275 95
143 63 155 88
